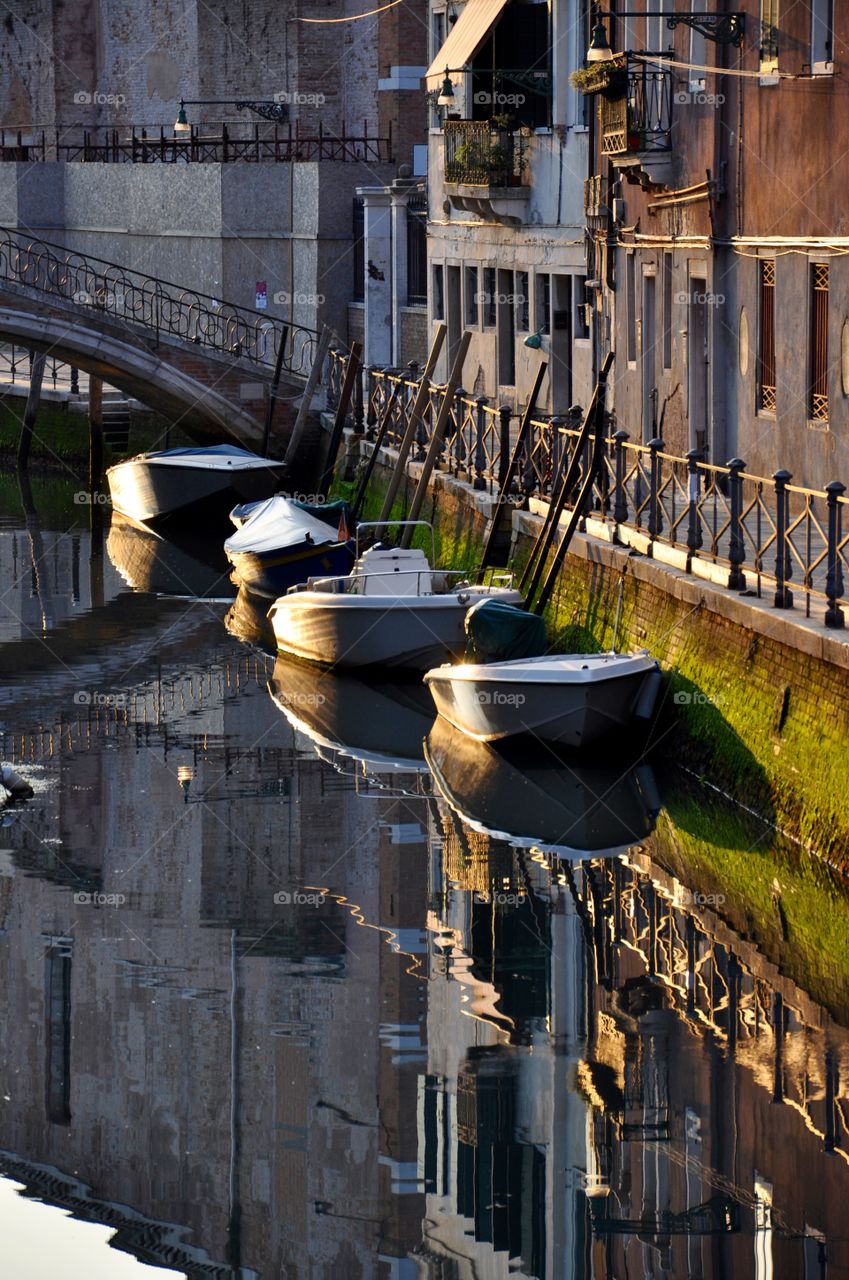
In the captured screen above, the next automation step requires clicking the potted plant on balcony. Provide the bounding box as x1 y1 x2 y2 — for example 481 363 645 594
570 53 627 98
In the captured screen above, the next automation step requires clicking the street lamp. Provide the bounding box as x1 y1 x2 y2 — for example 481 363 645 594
173 98 290 132
437 68 456 107
586 7 746 60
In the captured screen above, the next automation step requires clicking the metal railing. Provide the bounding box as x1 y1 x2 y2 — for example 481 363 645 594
0 228 320 375
0 122 393 165
443 121 528 186
600 58 673 156
0 343 81 393
327 351 849 629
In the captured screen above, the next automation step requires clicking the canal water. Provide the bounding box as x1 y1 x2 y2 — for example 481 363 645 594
0 480 847 1278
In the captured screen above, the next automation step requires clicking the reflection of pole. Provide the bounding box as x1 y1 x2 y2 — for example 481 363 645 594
227 928 242 1275
17 350 46 471
88 375 104 492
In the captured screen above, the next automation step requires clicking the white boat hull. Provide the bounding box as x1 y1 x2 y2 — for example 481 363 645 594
269 587 524 670
107 453 284 526
425 652 660 746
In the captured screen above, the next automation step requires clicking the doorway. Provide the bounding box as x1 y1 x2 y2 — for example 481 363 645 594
550 274 573 411
446 265 462 371
687 278 709 455
641 272 657 441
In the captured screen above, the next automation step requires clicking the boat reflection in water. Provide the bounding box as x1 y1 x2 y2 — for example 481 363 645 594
106 513 236 600
269 652 434 775
425 715 660 858
224 584 276 654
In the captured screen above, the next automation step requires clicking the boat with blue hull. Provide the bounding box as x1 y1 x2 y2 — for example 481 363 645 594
224 496 355 598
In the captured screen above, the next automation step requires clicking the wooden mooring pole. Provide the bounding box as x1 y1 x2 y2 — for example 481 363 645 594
88 375 104 491
17 350 46 472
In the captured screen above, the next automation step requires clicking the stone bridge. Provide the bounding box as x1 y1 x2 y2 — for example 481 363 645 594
0 229 323 449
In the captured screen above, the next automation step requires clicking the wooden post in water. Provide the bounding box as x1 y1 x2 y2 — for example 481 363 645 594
88 375 104 492
283 324 332 468
378 322 446 526
17 350 46 472
317 340 362 497
400 331 471 549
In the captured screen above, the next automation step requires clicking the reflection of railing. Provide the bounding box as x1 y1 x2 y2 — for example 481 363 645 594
0 228 320 375
0 123 393 164
600 59 672 156
444 121 527 186
327 351 849 628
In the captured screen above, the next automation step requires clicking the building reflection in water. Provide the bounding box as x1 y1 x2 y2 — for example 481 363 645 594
0 499 846 1278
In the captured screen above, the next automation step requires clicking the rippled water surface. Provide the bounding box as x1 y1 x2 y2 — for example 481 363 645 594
0 481 847 1278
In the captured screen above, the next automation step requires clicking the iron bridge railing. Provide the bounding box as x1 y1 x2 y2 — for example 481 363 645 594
0 228 320 375
327 350 849 630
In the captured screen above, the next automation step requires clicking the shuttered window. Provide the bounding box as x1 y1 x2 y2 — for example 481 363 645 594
757 259 776 414
809 262 829 422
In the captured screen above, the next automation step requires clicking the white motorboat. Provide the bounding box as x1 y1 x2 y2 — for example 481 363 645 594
424 651 661 747
268 542 523 671
106 444 285 528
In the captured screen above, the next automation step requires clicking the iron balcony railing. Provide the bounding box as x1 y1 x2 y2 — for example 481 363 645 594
600 58 673 156
0 228 320 375
0 122 393 165
443 121 528 187
327 351 849 630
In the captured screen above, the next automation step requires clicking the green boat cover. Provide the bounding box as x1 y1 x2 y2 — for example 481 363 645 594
291 498 355 531
464 598 548 663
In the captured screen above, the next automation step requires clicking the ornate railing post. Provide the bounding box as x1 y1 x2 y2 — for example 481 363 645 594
727 457 746 589
685 448 703 555
613 430 629 524
414 386 432 461
365 364 379 438
498 404 513 490
473 396 488 490
549 417 566 499
647 436 664 540
352 359 365 436
825 480 846 628
773 469 793 608
448 387 465 473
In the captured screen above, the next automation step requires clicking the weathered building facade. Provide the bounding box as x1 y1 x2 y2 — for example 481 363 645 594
582 1 848 489
423 0 594 415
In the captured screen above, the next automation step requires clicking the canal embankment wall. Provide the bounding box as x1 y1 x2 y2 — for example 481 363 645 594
334 430 849 868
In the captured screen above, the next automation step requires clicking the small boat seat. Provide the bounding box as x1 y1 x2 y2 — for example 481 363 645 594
351 547 433 596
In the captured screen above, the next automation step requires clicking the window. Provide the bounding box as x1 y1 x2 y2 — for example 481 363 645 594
754 1175 773 1280
464 265 479 327
760 1 779 79
406 194 427 306
536 273 551 335
646 0 669 53
497 268 515 385
626 253 637 363
352 197 364 302
757 259 776 414
689 1 707 91
662 252 673 369
433 264 445 321
809 261 829 422
574 275 590 339
516 271 529 332
482 267 496 328
811 0 834 71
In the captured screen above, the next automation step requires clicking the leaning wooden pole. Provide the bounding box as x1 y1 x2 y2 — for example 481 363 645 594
401 330 471 549
351 380 401 519
282 324 332 468
88 375 104 492
378 322 446 526
476 359 548 582
317 340 362 498
17 351 46 472
532 355 614 616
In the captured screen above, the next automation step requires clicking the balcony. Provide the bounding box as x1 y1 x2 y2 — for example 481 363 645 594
442 120 530 225
593 56 673 185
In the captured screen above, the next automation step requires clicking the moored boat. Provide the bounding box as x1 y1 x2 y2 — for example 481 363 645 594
424 651 661 747
268 541 523 671
106 444 285 528
224 495 355 598
425 716 660 857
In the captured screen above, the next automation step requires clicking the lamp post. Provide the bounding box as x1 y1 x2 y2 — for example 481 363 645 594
586 6 746 60
173 98 290 132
